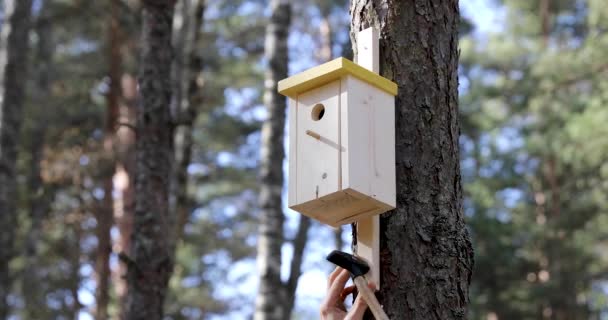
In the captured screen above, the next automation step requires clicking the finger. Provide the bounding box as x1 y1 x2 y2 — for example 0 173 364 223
342 281 374 302
340 285 356 301
321 268 350 313
327 266 343 289
367 282 377 291
327 269 351 304
345 295 369 320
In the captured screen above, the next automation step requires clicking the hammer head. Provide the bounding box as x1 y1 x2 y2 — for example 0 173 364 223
326 250 370 278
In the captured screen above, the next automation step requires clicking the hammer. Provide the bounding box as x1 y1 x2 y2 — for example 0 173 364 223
326 250 390 320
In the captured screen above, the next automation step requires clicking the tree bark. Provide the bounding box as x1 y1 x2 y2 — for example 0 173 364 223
0 0 33 317
112 9 139 319
350 1 474 319
169 0 205 251
253 0 295 319
22 5 54 317
113 73 137 320
94 1 123 318
125 1 176 319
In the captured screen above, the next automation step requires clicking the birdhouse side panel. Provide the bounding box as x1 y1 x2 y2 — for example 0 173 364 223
339 79 349 190
342 75 396 208
288 97 298 207
294 80 341 205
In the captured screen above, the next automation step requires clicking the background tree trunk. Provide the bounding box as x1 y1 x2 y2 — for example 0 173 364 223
67 208 84 320
169 0 205 250
94 1 124 318
350 1 474 319
113 73 138 320
316 4 345 252
22 4 54 317
125 1 176 319
284 215 311 317
112 12 139 319
0 0 33 317
254 0 302 319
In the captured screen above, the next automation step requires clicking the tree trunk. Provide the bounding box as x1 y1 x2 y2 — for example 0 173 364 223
67 210 84 320
94 1 123 318
112 17 139 320
0 0 33 317
22 6 54 317
350 1 474 319
113 73 137 320
169 0 205 251
284 215 311 317
316 9 345 252
318 13 333 62
125 1 176 319
253 0 294 319
96 2 124 318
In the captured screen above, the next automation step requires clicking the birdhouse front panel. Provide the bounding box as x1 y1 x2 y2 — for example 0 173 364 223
295 80 341 204
279 58 397 227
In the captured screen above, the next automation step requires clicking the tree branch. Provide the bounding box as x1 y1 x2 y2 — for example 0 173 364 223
285 215 312 313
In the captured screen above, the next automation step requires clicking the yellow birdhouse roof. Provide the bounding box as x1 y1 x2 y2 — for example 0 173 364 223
278 57 398 99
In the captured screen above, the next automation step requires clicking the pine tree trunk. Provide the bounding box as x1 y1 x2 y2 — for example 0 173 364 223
22 7 54 318
316 10 345 252
112 19 139 320
254 0 292 319
95 175 113 320
67 210 84 320
0 0 33 317
169 0 205 250
95 2 123 318
284 215 311 317
318 14 333 62
125 1 176 319
113 73 137 320
350 1 474 319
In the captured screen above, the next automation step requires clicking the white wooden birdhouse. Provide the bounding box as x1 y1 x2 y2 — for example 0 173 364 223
278 57 397 227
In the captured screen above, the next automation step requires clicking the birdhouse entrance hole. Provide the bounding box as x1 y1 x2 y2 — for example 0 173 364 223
311 103 325 121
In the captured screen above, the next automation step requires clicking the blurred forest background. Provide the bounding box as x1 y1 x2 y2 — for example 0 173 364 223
0 0 607 319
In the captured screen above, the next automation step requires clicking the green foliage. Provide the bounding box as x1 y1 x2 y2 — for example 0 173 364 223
461 1 608 319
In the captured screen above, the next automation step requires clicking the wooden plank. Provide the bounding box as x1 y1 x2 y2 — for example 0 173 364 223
295 80 341 204
278 57 397 98
357 215 380 288
340 77 349 191
355 27 381 289
356 27 379 73
372 89 396 208
345 76 396 208
290 188 389 227
288 97 298 206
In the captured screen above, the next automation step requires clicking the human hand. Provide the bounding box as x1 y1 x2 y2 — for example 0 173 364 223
320 267 377 320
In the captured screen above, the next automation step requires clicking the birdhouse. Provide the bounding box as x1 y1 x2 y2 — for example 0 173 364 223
278 57 397 227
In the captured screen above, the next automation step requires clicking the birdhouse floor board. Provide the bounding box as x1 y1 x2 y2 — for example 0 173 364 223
289 188 394 227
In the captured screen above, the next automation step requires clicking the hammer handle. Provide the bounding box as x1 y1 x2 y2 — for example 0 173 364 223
353 276 389 320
